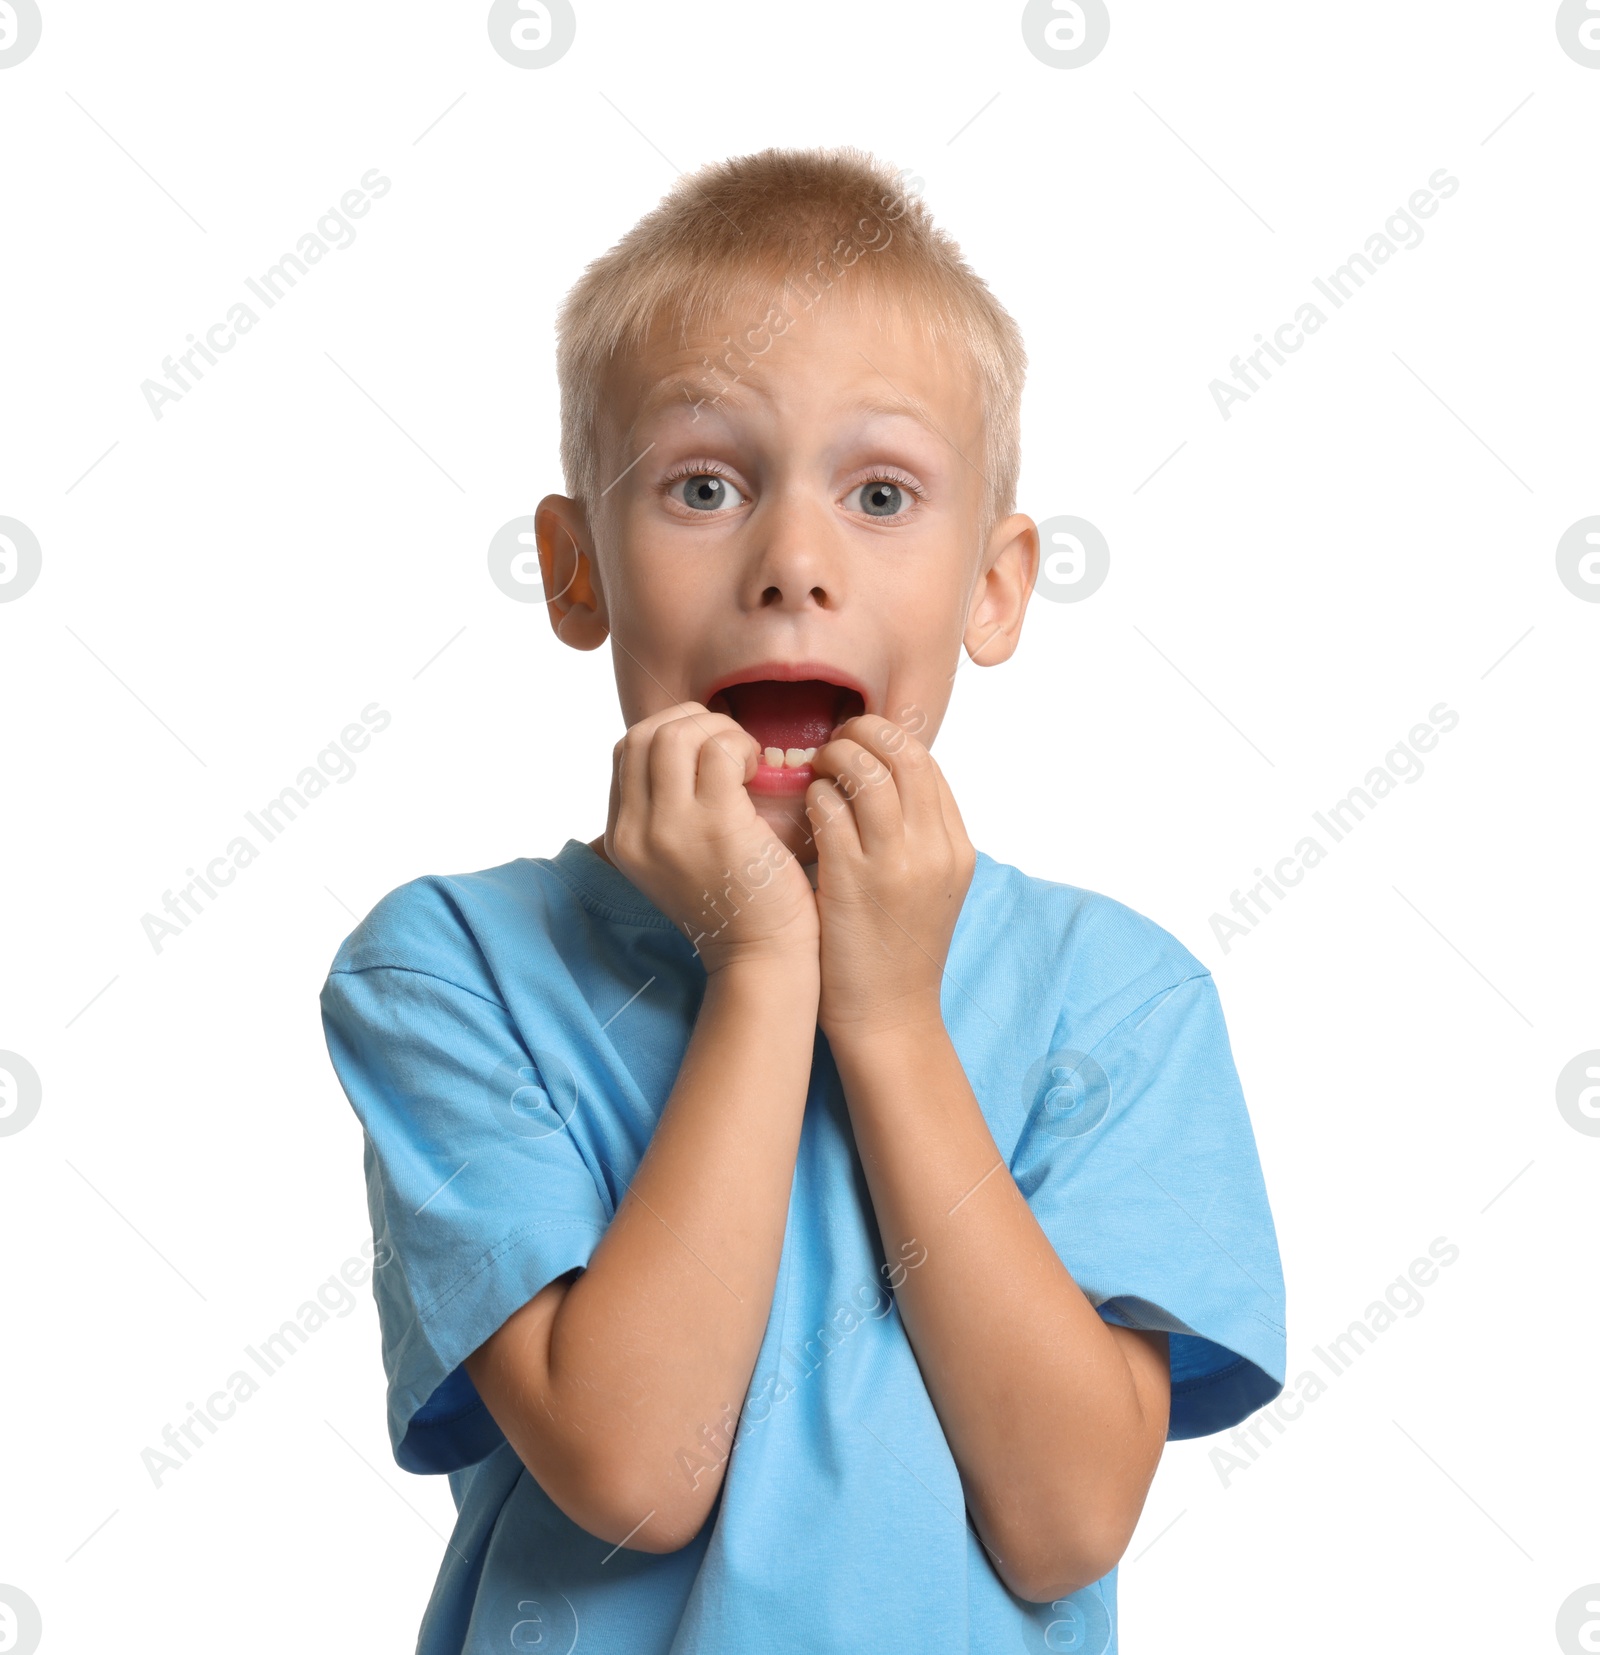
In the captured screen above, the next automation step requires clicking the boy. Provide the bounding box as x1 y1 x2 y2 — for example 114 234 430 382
320 146 1285 1655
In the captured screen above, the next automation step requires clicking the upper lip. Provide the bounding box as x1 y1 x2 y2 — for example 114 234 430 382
702 660 873 713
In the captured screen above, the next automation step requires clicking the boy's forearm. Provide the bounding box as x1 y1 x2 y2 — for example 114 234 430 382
829 1012 1169 1602
468 950 819 1551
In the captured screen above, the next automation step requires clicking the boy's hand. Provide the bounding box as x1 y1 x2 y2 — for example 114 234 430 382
805 715 975 1041
605 702 819 974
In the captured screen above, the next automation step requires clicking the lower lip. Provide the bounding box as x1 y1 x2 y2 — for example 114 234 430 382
748 759 815 796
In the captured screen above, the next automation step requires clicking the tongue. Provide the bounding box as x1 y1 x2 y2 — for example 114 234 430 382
719 680 844 753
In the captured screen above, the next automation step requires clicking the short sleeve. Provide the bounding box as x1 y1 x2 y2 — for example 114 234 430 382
1009 972 1286 1439
320 963 611 1474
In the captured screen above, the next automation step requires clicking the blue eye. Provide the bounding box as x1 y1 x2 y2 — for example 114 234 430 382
673 473 745 512
855 480 909 517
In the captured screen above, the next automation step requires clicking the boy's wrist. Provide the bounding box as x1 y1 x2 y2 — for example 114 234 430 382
820 995 947 1058
703 940 821 996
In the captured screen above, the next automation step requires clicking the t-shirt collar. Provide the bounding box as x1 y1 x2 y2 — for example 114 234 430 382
548 836 995 935
548 838 675 928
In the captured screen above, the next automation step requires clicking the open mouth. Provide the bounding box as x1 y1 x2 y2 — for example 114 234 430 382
706 677 867 793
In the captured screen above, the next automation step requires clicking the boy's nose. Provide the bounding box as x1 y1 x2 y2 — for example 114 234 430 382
743 494 843 612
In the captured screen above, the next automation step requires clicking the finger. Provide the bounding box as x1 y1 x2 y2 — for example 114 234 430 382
610 725 653 860
625 699 718 742
647 713 719 814
694 716 759 807
612 702 714 852
930 760 974 864
804 774 862 864
831 713 942 835
647 708 759 816
809 736 903 856
603 737 623 850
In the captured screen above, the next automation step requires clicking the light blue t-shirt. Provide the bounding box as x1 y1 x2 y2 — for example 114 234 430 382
319 839 1286 1655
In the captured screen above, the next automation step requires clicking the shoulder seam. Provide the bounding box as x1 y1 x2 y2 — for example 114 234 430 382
1084 971 1214 1061
324 961 504 1011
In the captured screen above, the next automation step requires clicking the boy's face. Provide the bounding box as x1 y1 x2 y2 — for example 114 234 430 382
537 283 1037 863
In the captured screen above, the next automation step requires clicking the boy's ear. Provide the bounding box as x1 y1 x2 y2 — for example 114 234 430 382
534 494 608 650
964 512 1038 668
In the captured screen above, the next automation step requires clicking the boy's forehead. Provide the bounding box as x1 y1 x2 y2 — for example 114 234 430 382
606 290 978 443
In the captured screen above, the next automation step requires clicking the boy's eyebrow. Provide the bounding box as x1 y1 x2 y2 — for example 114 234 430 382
635 379 735 420
855 348 994 489
850 392 943 430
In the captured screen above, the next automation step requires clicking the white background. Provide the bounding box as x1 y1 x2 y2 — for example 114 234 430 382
2 3 1597 1651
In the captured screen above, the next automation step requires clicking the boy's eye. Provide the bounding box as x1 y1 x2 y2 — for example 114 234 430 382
852 480 910 518
672 473 745 512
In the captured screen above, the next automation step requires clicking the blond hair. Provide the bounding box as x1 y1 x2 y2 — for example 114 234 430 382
555 145 1026 536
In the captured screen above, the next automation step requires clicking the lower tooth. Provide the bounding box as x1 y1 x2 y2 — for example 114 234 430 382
758 745 820 770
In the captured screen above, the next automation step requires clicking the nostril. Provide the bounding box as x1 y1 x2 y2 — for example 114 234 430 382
757 586 833 608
